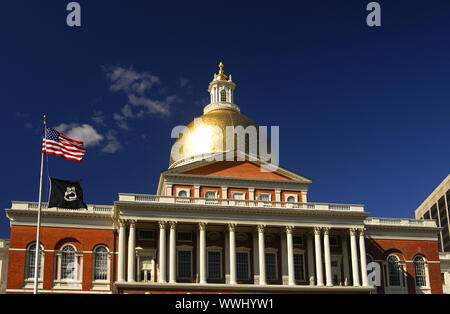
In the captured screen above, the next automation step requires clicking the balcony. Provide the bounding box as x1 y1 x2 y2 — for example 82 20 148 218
117 193 365 212
9 201 113 215
364 217 437 228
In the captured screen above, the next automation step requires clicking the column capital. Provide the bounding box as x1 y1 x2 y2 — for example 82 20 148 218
285 225 294 234
358 227 366 236
168 221 177 230
129 220 137 228
322 227 330 235
227 223 236 232
118 219 128 227
349 228 358 236
198 222 207 231
257 224 266 233
314 227 322 235
158 221 167 229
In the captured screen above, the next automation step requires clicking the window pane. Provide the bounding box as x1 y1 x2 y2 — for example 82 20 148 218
387 256 401 286
414 256 427 287
205 191 216 199
94 247 108 280
26 244 42 279
236 252 249 280
265 253 277 281
208 251 221 279
178 250 192 278
294 253 305 281
61 246 76 280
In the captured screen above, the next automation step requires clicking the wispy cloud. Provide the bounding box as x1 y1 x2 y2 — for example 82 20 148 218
101 130 122 154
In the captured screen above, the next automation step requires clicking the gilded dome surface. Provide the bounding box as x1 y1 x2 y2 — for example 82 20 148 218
169 63 267 169
169 108 260 168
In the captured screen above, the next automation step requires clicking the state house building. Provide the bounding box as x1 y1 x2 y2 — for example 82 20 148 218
4 64 444 294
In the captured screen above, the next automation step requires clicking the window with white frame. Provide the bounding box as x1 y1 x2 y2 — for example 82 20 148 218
93 246 109 281
413 255 428 287
236 251 250 281
387 255 402 286
220 89 227 102
258 193 271 201
207 249 222 280
61 245 77 280
177 247 192 279
265 252 278 281
205 190 217 199
294 252 305 281
24 243 44 282
139 256 154 282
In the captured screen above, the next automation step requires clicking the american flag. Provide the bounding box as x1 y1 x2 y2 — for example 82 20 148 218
42 127 86 162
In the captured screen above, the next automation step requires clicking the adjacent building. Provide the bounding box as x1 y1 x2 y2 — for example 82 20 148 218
415 174 450 293
3 64 443 294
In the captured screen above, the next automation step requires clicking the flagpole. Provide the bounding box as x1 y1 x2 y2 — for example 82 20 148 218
33 114 47 294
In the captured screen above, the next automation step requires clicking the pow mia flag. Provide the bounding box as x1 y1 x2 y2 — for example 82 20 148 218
48 178 87 209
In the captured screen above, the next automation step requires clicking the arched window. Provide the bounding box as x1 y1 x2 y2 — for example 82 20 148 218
287 196 296 202
25 243 43 281
220 89 227 102
387 255 401 286
413 255 427 287
178 190 187 197
93 246 109 281
61 245 76 280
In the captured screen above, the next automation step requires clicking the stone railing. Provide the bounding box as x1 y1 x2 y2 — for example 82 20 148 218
9 201 113 214
364 217 437 228
118 193 365 212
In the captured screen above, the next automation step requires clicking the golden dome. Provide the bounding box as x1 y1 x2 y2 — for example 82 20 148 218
169 108 261 168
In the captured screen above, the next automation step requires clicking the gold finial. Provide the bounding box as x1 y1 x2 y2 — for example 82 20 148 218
216 62 228 81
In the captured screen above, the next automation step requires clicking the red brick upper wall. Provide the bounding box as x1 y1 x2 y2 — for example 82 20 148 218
183 161 292 181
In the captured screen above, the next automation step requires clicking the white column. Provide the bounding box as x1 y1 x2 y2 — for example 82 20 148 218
158 221 167 283
323 227 332 287
341 236 350 286
314 227 324 286
249 188 255 207
252 230 260 284
229 224 237 284
199 222 207 284
286 226 295 286
118 221 126 282
359 228 369 287
258 225 266 285
169 221 177 283
349 228 360 287
306 233 315 285
127 221 136 282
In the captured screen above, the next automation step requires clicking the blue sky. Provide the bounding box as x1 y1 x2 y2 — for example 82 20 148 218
0 0 449 238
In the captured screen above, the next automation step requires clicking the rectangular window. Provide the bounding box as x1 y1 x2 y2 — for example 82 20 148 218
258 194 271 201
177 250 192 279
236 252 250 280
138 230 154 240
293 236 304 246
294 253 305 281
177 231 192 242
205 191 217 199
207 251 222 279
265 252 277 281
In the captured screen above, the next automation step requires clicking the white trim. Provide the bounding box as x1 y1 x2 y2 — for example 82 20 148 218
91 245 110 290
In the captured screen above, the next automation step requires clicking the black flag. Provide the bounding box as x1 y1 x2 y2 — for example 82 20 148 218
48 178 87 209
